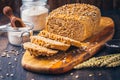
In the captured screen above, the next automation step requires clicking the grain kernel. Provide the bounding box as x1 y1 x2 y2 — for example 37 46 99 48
89 74 94 77
75 75 79 78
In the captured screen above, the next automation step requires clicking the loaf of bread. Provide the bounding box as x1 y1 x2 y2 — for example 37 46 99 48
30 36 70 51
38 30 89 48
23 42 58 56
45 3 101 41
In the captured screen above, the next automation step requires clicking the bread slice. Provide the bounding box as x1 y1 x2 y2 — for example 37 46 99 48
23 42 58 56
38 30 89 48
30 36 70 51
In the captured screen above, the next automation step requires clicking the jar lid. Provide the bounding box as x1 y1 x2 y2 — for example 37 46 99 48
0 22 34 32
23 0 46 6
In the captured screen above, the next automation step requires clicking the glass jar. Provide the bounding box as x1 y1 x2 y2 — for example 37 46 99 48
20 0 48 31
6 22 34 46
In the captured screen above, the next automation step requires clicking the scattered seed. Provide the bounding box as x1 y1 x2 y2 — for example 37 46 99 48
6 73 9 77
75 75 79 78
88 48 92 52
14 58 17 62
0 75 4 79
11 66 15 68
6 54 11 58
1 52 7 57
89 74 94 77
98 73 102 76
10 74 14 77
8 62 12 65
31 78 35 80
62 59 66 63
15 51 19 55
70 72 73 75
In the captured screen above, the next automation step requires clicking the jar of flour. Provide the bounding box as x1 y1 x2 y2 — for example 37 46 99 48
20 1 48 31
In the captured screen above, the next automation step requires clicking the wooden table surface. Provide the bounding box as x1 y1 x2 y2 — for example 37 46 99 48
0 10 120 80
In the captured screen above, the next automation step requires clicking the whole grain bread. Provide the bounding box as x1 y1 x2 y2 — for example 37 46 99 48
38 30 89 48
30 36 70 51
45 3 101 41
23 42 58 56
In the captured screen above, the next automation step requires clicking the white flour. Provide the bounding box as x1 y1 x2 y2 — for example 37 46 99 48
8 31 33 46
21 6 48 31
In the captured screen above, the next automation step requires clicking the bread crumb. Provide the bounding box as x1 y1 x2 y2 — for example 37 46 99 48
1 52 7 57
11 66 15 68
6 54 10 58
6 73 9 77
70 73 73 75
0 75 4 79
98 73 102 76
10 74 14 77
14 58 17 62
89 73 94 77
75 75 79 78
31 79 35 80
8 62 12 65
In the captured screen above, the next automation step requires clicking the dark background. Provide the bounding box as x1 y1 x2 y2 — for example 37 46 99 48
0 0 120 14
47 0 120 11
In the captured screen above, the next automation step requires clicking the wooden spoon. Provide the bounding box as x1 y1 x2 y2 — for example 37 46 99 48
3 6 26 28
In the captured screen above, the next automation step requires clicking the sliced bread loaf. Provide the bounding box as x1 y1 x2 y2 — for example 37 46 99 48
23 42 58 56
45 3 101 41
38 30 89 48
30 36 70 51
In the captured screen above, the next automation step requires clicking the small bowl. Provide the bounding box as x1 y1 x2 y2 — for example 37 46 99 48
6 22 34 46
105 39 120 53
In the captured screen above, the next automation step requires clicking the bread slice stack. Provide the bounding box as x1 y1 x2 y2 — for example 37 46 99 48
23 30 84 57
23 42 58 56
38 30 90 48
30 36 70 51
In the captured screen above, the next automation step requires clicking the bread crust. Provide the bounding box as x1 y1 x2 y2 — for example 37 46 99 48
23 42 58 56
39 30 85 47
30 36 70 51
46 3 101 41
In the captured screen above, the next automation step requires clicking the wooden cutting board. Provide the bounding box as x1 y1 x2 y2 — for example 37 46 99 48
21 17 114 74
